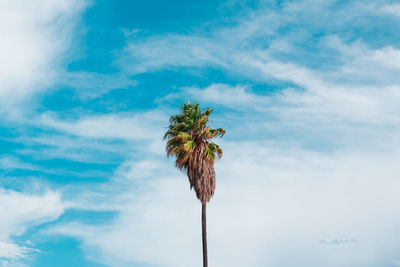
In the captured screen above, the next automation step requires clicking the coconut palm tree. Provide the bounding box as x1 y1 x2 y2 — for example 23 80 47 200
164 102 225 267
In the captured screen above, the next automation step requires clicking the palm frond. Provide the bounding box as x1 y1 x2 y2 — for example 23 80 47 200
208 142 223 159
204 145 216 162
164 102 224 204
202 127 226 139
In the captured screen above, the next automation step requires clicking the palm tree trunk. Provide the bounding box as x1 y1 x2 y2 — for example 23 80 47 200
202 203 208 267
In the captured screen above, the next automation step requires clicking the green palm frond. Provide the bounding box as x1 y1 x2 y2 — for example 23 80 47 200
208 142 223 159
164 102 224 173
201 108 213 117
204 145 216 161
176 132 191 142
164 101 225 204
202 127 225 139
184 139 196 152
166 141 183 157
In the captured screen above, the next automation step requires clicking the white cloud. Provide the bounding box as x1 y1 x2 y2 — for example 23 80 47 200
9 111 169 164
37 2 400 266
164 81 400 153
114 8 400 140
0 189 64 261
46 140 400 267
242 59 400 128
323 36 400 85
0 242 33 259
0 1 87 263
164 83 272 110
0 156 39 171
117 34 230 74
1 0 398 266
115 1 400 90
38 111 166 141
14 132 132 164
57 71 137 99
381 3 400 17
0 0 88 116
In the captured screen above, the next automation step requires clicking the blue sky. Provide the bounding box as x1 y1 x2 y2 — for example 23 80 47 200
1 0 400 266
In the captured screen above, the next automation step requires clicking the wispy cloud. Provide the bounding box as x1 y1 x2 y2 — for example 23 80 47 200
0 2 86 262
381 3 400 17
2 0 400 266
47 142 400 267
0 156 39 172
0 0 89 117
41 1 400 266
38 111 166 141
163 83 272 110
57 71 137 99
0 189 64 263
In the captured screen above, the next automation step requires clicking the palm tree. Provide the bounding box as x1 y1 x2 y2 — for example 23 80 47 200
164 102 225 267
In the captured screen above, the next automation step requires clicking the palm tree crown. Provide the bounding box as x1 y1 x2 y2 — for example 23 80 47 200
164 102 225 204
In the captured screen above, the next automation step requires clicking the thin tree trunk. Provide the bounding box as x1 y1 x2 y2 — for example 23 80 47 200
202 203 208 267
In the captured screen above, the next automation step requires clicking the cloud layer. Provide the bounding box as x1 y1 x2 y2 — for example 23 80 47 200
1 0 400 266
0 190 64 261
0 0 88 116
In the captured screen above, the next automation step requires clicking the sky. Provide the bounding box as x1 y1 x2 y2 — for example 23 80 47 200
1 0 400 266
